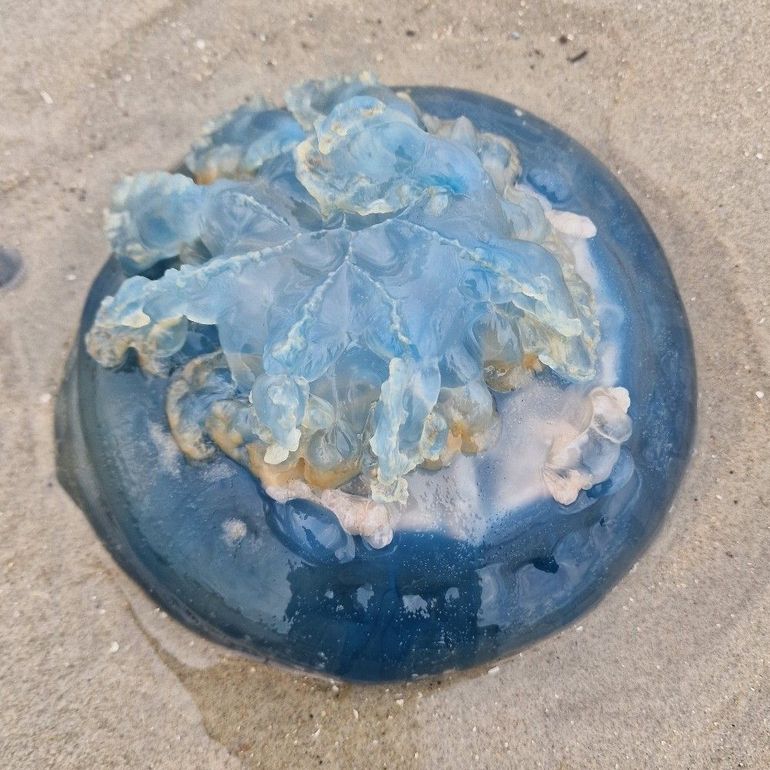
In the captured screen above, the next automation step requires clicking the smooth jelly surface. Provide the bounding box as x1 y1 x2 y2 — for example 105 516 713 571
56 78 695 681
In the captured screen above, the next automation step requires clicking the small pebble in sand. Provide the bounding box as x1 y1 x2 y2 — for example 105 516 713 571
0 246 23 289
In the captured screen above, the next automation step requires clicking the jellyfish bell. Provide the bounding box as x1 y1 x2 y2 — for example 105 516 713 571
57 74 695 681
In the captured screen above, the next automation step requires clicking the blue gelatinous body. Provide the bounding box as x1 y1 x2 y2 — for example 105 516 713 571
56 80 695 681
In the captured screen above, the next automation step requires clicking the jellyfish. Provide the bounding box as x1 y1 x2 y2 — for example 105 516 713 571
57 75 695 681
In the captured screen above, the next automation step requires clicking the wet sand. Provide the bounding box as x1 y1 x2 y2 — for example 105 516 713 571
1 1 768 767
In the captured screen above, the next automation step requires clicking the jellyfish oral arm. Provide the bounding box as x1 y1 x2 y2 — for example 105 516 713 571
84 74 633 545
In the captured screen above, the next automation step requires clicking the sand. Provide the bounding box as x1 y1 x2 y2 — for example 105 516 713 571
1 1 768 767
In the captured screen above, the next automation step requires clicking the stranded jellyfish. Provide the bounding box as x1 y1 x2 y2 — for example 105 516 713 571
56 74 695 681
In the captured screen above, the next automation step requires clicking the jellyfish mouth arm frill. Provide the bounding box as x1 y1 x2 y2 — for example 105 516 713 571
542 386 633 506
84 73 634 546
266 480 395 549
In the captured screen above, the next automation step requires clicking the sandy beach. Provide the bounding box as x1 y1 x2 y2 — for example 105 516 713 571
1 1 768 767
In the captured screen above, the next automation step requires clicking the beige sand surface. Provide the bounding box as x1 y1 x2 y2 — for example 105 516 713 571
1 1 768 767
